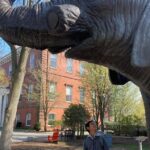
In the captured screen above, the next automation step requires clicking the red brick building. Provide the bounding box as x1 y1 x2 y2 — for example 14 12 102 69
0 48 86 131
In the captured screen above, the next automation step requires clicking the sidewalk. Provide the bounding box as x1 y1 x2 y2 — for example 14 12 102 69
0 130 53 142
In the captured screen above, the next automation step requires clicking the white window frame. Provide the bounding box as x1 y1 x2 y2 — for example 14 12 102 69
28 84 33 100
50 54 57 68
66 58 73 73
29 53 35 69
49 82 57 100
48 113 56 126
66 85 72 102
25 113 31 127
79 87 85 103
49 82 56 93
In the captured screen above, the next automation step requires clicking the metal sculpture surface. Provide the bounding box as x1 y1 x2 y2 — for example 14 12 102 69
1 0 150 139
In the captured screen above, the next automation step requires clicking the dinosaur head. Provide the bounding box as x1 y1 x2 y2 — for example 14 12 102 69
0 0 92 55
47 3 93 57
0 0 106 63
47 1 107 63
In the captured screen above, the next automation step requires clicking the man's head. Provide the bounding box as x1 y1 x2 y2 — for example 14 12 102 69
85 120 97 134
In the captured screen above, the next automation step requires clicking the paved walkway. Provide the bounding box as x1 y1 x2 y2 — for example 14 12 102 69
0 130 53 142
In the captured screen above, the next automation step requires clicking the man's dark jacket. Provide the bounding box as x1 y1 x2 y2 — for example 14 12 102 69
83 134 109 150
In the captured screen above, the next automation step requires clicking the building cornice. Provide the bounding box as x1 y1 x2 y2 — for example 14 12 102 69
0 47 21 66
0 53 11 66
0 87 9 95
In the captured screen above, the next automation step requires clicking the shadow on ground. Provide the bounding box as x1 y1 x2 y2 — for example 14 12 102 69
12 142 82 150
12 139 150 150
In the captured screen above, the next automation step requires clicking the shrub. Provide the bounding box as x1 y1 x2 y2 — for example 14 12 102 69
34 122 41 131
105 122 147 136
16 122 22 128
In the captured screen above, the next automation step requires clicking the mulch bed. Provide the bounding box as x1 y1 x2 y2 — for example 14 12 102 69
12 142 81 150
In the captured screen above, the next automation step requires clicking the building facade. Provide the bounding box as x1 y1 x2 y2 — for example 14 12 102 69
0 48 86 131
0 87 9 128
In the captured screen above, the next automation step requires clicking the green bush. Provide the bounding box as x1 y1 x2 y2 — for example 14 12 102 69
16 122 22 128
34 122 41 131
63 104 90 137
105 122 147 136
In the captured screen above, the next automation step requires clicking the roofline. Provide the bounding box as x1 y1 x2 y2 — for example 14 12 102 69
0 47 21 66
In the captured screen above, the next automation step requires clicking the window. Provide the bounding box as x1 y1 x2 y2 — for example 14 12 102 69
66 58 73 73
49 82 56 93
48 114 56 126
49 82 56 100
91 90 97 105
16 114 20 123
29 53 35 69
8 64 12 76
79 62 84 75
26 113 31 126
16 113 22 128
28 84 33 100
66 85 72 101
79 87 85 103
50 54 57 68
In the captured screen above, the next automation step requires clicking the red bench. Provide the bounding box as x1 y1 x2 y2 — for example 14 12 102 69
48 130 59 143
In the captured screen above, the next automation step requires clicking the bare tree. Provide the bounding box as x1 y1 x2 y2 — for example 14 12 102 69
40 51 59 131
24 51 59 131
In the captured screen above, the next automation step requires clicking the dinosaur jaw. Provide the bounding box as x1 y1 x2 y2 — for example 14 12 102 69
49 30 91 54
47 4 92 55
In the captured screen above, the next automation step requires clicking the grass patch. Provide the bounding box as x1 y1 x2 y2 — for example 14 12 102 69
112 143 150 150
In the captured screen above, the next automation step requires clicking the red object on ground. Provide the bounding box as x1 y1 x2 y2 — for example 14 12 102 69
48 130 59 143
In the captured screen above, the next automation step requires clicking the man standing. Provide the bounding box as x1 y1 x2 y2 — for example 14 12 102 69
83 120 109 150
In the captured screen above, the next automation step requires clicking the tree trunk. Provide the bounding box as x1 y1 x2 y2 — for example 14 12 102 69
0 47 30 150
44 113 47 132
141 90 150 143
100 112 105 132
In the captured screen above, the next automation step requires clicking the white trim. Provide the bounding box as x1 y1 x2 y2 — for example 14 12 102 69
0 47 21 66
0 88 9 127
25 113 31 127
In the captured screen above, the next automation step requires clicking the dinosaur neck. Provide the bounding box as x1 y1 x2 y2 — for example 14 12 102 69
100 49 150 94
90 0 148 52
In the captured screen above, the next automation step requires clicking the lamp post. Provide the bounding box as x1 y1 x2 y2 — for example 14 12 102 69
135 136 148 150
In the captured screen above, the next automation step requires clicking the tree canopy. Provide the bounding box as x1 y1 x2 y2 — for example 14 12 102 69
79 62 145 130
63 104 90 135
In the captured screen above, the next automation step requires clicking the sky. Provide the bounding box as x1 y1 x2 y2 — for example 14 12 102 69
0 0 23 58
0 0 42 58
0 38 11 58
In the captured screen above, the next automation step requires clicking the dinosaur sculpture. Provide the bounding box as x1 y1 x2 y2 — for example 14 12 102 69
1 0 150 140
